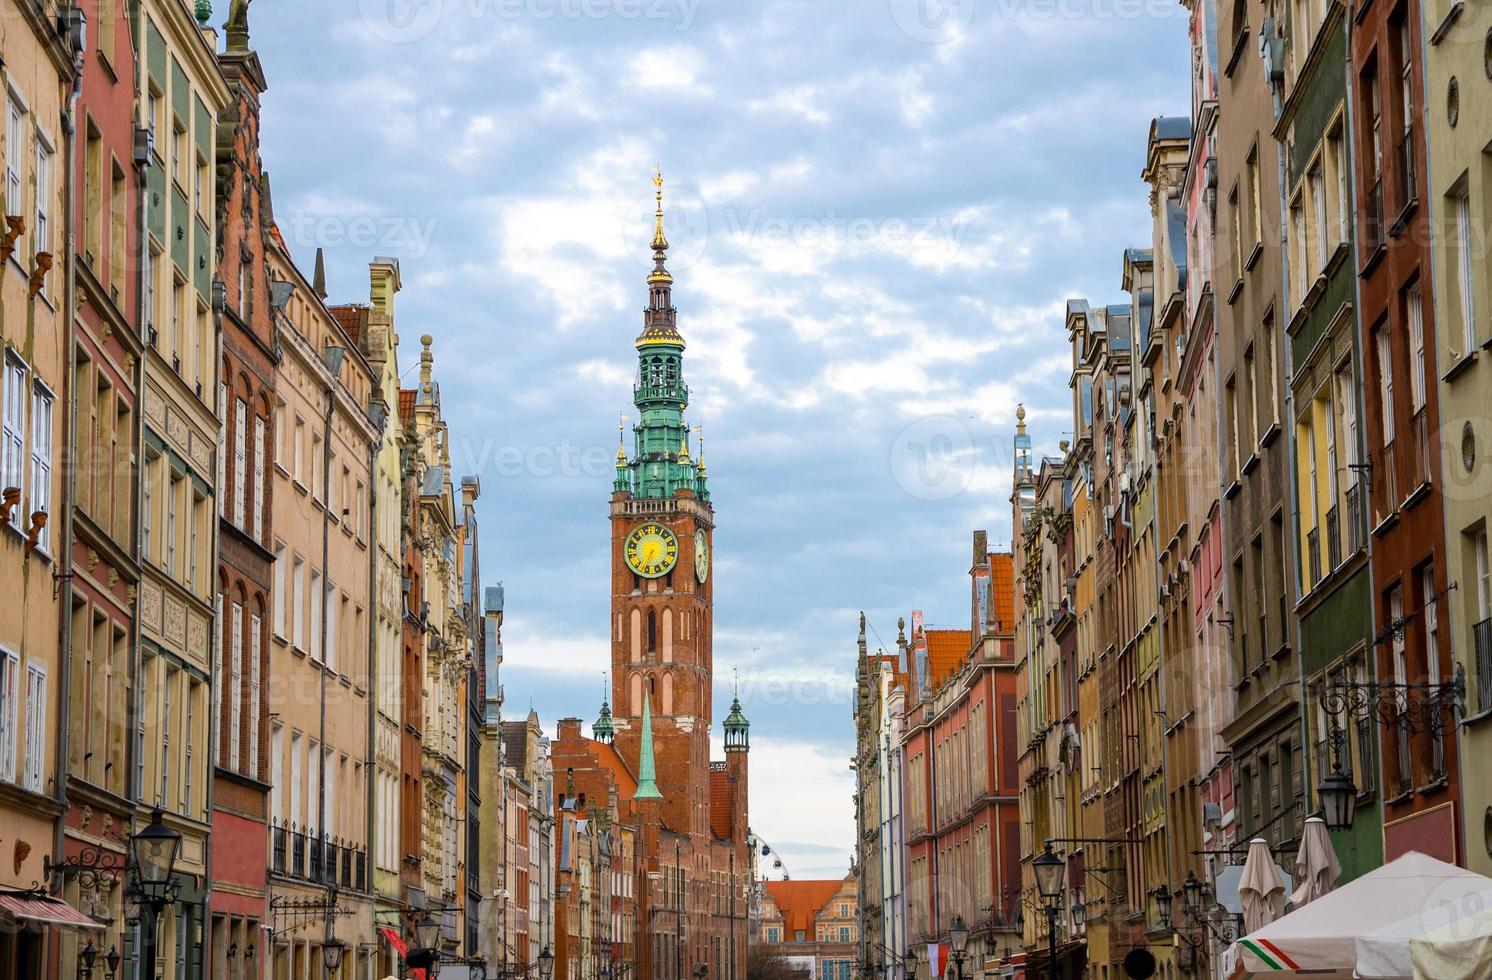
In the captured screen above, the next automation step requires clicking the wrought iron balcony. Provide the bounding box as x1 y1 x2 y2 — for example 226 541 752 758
1345 481 1364 555
1325 505 1341 570
1474 617 1492 713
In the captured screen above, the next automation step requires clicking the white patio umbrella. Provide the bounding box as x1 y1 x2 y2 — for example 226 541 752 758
1289 817 1341 906
1239 838 1286 933
1224 852 1492 977
1355 887 1492 978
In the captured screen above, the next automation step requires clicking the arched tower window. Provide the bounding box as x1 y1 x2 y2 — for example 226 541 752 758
662 672 674 714
647 610 658 654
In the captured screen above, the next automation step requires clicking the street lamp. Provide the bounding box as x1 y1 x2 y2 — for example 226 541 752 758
1317 763 1358 831
1182 871 1203 917
1033 844 1065 980
901 949 917 979
1153 886 1173 930
79 939 98 979
104 947 121 980
406 912 442 972
948 916 969 979
538 947 555 980
130 808 182 980
321 937 346 975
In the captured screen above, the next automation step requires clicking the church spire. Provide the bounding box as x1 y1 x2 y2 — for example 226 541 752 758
593 674 615 744
633 686 663 800
637 164 682 348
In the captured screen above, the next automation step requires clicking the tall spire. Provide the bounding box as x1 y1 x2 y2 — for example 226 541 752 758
633 685 663 800
638 165 681 347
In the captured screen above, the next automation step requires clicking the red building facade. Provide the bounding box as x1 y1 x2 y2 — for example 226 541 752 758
1349 0 1460 863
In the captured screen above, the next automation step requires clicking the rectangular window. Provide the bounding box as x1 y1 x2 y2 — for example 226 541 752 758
325 583 337 673
213 591 223 764
1328 124 1348 247
27 384 50 549
253 416 266 543
189 492 202 592
310 568 322 661
160 666 174 806
273 541 287 637
1376 325 1395 436
184 679 197 815
1247 145 1262 249
233 397 247 527
1455 190 1476 350
1407 285 1426 412
0 650 16 782
1390 587 1407 685
230 601 243 772
1309 163 1327 272
293 557 306 649
270 722 284 820
2 354 26 525
33 138 52 275
170 280 183 367
22 662 45 791
1423 565 1440 686
142 451 156 560
249 613 261 774
6 99 23 220
217 382 227 516
166 471 180 577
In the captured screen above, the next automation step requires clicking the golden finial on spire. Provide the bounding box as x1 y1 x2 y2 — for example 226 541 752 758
651 161 669 253
617 411 628 464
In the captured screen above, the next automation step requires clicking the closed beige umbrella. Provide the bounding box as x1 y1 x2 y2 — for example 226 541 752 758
1290 816 1342 906
1240 838 1286 933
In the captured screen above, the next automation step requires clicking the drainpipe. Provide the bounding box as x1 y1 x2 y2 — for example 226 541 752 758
317 347 339 922
51 21 85 899
366 412 380 912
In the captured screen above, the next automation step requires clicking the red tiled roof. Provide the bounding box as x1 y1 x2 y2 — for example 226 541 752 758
990 553 1015 633
764 880 842 938
592 740 638 798
398 389 416 419
329 304 366 345
709 767 732 840
925 628 972 689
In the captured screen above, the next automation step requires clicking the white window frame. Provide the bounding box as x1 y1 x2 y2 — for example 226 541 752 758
0 648 17 782
6 95 24 222
253 415 266 543
33 133 52 274
248 612 261 774
230 600 243 772
1407 285 1426 412
2 354 26 528
213 591 223 764
1423 565 1440 686
1456 190 1476 351
22 661 44 791
233 397 247 527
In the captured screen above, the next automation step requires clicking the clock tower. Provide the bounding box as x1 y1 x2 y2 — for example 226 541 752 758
610 167 715 839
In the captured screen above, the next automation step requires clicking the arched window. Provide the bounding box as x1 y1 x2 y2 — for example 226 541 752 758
662 672 674 714
647 610 658 653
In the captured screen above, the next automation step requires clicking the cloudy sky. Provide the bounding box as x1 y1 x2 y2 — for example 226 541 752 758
247 0 1187 879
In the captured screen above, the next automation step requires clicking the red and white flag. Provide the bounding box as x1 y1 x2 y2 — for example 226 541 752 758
926 942 951 977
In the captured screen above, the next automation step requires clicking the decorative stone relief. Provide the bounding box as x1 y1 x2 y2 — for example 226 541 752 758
163 596 186 646
189 614 208 659
144 389 166 426
140 581 162 633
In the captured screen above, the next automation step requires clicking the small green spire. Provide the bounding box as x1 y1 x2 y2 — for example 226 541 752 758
593 676 615 744
633 688 663 800
724 694 750 752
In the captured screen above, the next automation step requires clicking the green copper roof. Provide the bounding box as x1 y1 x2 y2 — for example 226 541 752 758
723 694 750 751
593 697 615 744
614 173 708 502
633 690 662 800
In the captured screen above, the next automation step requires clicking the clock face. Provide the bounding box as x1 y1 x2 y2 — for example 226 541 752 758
625 522 678 578
694 529 710 584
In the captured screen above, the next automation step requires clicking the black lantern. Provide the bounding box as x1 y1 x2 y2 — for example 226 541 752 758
1033 844 1065 901
902 950 917 977
104 946 121 980
131 809 182 900
1182 871 1203 916
949 915 969 955
321 937 346 973
1070 901 1085 924
1153 886 1173 929
1317 765 1358 830
538 947 555 980
79 939 99 978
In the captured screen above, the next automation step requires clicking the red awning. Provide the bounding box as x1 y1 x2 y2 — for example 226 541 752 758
379 926 426 980
0 892 105 932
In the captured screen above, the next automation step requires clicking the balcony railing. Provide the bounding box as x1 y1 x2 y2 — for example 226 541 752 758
270 821 369 891
1395 722 1412 797
1475 617 1492 713
1397 129 1416 210
1345 481 1364 555
1307 528 1322 586
1325 505 1341 570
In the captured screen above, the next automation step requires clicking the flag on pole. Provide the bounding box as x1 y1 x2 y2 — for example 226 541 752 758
926 942 951 976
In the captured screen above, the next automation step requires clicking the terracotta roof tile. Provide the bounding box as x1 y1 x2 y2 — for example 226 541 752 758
592 741 637 798
764 879 843 938
925 628 972 689
398 388 416 420
990 552 1015 633
329 304 367 345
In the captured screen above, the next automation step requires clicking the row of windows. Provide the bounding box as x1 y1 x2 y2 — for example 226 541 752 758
140 447 210 594
269 540 366 680
0 648 47 792
218 385 269 546
212 591 263 780
267 722 365 841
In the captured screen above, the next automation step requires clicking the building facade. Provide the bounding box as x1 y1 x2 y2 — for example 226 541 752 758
755 874 859 980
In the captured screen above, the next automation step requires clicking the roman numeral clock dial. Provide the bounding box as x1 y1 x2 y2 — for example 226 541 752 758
625 522 678 578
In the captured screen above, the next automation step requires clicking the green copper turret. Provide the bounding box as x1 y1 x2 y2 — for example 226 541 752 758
614 168 709 502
